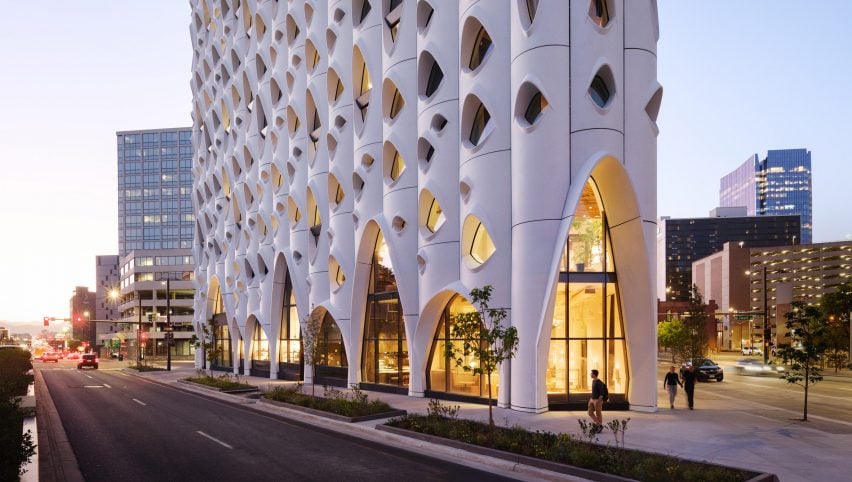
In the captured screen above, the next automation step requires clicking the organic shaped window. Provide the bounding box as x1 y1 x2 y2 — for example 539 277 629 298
317 313 348 368
591 0 611 28
462 215 496 266
417 1 434 32
328 173 345 208
469 27 492 70
306 39 320 73
386 149 405 182
424 60 443 98
333 76 344 102
354 49 372 121
385 0 403 43
358 0 372 25
524 91 548 125
286 14 299 45
307 188 321 243
251 323 269 362
589 74 612 109
526 0 539 24
469 102 491 146
309 107 321 152
288 197 301 225
329 256 345 288
389 86 404 120
420 190 445 234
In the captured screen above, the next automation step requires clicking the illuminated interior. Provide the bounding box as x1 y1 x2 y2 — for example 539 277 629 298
547 179 628 402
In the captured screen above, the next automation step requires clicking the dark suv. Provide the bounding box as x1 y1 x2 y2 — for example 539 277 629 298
77 354 99 370
694 358 723 382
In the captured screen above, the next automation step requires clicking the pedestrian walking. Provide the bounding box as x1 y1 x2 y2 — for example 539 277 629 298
663 366 682 409
588 369 607 426
681 362 698 409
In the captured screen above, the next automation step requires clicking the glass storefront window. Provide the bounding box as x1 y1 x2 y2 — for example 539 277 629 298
213 319 231 369
363 232 409 387
319 314 347 368
252 324 269 361
279 282 301 364
548 179 628 402
428 296 498 399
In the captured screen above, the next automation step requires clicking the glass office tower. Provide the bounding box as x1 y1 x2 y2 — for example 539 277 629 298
117 128 194 256
720 149 812 243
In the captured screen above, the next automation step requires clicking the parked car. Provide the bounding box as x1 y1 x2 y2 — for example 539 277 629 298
77 354 99 370
733 358 784 376
688 358 724 382
42 352 61 363
741 346 763 356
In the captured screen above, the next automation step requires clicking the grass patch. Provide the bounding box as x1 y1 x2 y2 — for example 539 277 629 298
185 371 254 390
264 384 395 418
385 400 756 482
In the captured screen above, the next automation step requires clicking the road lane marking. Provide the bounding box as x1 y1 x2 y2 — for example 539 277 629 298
103 383 112 388
83 386 104 388
132 398 147 406
196 431 233 449
85 374 94 379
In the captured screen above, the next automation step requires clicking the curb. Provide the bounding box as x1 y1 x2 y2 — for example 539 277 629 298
33 370 84 482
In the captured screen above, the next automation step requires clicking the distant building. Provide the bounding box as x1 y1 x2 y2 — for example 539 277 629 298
657 209 800 302
657 299 721 354
0 326 9 341
720 149 812 243
693 241 852 350
110 128 196 359
94 255 120 355
69 287 96 349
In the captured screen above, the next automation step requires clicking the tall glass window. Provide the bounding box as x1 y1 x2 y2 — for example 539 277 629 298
212 316 232 369
251 323 270 375
427 296 498 398
318 313 347 368
548 179 627 403
278 277 302 380
362 232 409 388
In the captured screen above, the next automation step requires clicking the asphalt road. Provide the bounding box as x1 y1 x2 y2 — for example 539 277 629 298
41 366 516 482
657 353 852 430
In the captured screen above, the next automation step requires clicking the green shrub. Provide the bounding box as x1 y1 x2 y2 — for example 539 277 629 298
386 400 754 482
0 349 36 479
185 372 254 390
264 384 396 417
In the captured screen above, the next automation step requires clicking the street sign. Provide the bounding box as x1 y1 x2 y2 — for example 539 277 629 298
735 314 753 320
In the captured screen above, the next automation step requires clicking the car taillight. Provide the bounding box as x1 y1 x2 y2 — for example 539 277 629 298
94 358 99 363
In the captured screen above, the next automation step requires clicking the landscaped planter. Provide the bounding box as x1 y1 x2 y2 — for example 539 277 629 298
259 397 406 423
377 424 778 482
178 378 259 394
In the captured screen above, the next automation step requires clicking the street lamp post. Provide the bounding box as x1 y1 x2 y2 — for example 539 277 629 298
137 294 143 367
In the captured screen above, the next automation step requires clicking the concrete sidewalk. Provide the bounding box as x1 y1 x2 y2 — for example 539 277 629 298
130 366 852 482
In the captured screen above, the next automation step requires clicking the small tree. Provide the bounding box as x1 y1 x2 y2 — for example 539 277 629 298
778 302 826 421
192 321 222 376
658 318 689 363
300 314 323 397
681 285 711 363
445 285 519 431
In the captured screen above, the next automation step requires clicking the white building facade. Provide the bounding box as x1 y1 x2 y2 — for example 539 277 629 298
191 0 661 413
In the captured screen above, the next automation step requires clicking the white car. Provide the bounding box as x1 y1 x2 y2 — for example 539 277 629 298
741 346 763 356
734 358 784 376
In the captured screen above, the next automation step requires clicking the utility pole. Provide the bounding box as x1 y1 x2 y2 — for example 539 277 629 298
137 295 143 367
166 278 172 371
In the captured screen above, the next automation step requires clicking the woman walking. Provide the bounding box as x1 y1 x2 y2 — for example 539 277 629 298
663 366 682 409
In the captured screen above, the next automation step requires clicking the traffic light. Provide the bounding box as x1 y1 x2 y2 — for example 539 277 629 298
44 316 49 327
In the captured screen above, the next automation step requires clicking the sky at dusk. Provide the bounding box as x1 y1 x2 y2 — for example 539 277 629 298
1 1 850 327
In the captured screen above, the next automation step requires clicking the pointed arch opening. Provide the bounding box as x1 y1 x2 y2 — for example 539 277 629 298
426 295 498 401
278 271 302 380
314 311 349 387
249 316 271 377
547 178 628 407
361 230 408 392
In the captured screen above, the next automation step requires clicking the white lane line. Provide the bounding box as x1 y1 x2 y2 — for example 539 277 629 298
85 374 94 379
103 383 112 388
196 431 233 450
132 398 147 406
83 386 104 388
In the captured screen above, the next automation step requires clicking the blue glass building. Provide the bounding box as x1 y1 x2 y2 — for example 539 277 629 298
720 149 812 243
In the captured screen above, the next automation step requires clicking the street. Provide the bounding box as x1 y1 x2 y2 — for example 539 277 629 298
39 363 515 482
657 353 852 430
